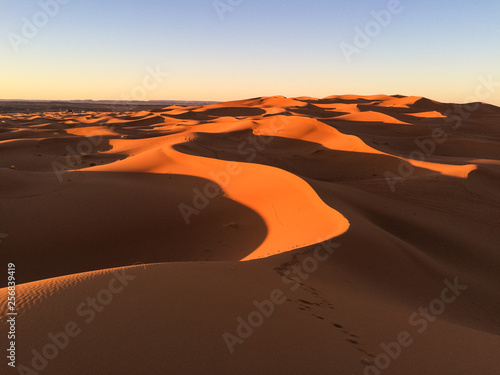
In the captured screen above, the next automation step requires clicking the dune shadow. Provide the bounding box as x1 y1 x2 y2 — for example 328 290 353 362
0 171 268 284
171 130 457 182
286 103 350 118
0 133 128 172
202 107 266 117
319 117 500 162
162 107 265 121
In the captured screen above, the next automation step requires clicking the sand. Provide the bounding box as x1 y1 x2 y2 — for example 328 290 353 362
1 95 499 374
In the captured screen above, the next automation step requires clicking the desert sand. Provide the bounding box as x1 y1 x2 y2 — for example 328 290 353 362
1 95 499 374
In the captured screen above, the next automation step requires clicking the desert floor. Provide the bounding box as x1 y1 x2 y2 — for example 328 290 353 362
1 95 499 374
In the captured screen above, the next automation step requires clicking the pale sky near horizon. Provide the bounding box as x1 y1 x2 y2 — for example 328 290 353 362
1 0 499 106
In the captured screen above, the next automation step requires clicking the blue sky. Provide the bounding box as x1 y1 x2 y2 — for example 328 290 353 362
1 0 499 105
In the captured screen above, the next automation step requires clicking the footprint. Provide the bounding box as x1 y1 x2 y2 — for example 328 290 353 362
332 323 343 328
358 348 375 358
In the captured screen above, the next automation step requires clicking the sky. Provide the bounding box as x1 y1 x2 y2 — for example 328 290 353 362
1 0 499 105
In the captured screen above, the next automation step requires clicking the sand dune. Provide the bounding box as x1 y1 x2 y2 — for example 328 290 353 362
1 95 499 374
334 111 411 125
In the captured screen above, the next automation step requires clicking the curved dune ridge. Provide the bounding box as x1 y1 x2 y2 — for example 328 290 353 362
1 95 500 374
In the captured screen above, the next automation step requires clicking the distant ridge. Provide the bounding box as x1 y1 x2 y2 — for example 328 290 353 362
1 95 498 114
0 99 219 114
